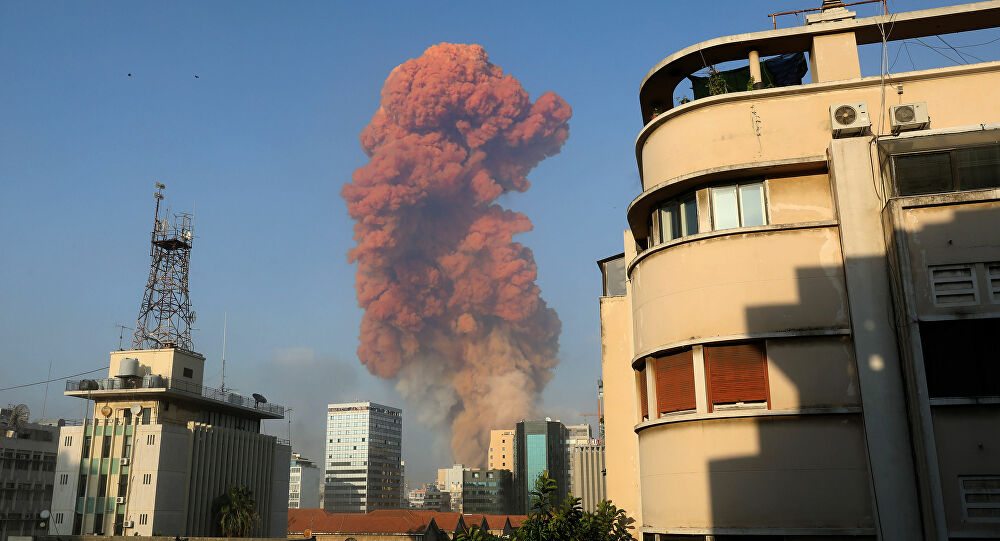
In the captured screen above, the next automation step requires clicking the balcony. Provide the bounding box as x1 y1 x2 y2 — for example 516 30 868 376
65 376 285 417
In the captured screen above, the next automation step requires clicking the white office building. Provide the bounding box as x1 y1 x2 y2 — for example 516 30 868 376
289 453 320 509
323 402 402 513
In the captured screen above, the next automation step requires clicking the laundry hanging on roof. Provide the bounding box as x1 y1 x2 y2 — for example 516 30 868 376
688 52 808 99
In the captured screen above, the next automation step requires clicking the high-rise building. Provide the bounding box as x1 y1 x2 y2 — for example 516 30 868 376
487 429 514 471
513 420 567 514
462 469 512 515
49 188 289 537
323 402 402 513
437 463 467 512
0 411 59 541
568 443 605 513
599 2 1000 539
289 453 320 509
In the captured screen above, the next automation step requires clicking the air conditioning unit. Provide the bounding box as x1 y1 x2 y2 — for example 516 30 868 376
890 102 930 132
830 102 871 137
116 496 126 504
122 520 134 528
119 458 130 466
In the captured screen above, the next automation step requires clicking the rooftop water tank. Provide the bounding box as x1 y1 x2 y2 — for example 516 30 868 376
117 358 140 378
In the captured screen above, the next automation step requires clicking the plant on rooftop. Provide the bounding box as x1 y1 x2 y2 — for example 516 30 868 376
707 66 728 96
212 485 260 537
454 471 636 541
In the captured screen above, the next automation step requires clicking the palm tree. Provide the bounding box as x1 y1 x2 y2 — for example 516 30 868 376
213 485 261 537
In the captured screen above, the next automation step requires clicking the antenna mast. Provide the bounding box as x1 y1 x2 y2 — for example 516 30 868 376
132 182 197 351
221 312 228 392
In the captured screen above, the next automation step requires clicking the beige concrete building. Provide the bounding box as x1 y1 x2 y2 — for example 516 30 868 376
487 429 514 471
49 348 290 537
568 443 606 513
0 416 59 541
599 1 1000 539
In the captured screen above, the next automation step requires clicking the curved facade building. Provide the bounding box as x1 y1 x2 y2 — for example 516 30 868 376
599 2 1000 540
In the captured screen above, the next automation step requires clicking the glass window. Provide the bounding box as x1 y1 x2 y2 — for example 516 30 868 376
658 203 678 242
739 183 766 227
956 146 1000 190
648 193 699 248
894 152 953 195
711 185 740 230
680 195 698 236
82 436 91 459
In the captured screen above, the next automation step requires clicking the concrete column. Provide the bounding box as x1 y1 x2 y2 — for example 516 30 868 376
810 32 861 83
828 137 922 540
748 50 763 90
692 345 708 413
645 358 657 419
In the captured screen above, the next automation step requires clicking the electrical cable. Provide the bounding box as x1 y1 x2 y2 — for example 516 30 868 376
936 35 985 63
0 367 106 392
912 37 964 65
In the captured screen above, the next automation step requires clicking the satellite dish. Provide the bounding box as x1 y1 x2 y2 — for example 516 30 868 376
181 230 193 242
252 393 267 405
189 311 197 323
130 404 143 416
39 510 50 519
8 404 29 431
101 405 113 418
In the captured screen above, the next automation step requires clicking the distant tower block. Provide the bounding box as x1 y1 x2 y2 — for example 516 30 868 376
132 183 197 350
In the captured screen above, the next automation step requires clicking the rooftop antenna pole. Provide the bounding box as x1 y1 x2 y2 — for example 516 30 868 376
221 312 228 392
41 359 52 419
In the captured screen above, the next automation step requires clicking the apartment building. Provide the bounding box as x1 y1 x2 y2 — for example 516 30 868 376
323 402 402 513
0 417 59 540
289 453 320 509
487 429 514 471
599 1 1000 539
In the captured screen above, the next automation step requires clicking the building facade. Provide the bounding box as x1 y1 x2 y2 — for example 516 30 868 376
50 348 289 537
487 430 514 471
599 1 1000 540
323 402 402 513
513 420 567 514
0 417 59 541
437 464 467 513
568 443 605 513
461 469 512 515
289 453 320 509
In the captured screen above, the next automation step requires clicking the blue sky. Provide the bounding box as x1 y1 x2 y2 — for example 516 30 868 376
1 0 996 487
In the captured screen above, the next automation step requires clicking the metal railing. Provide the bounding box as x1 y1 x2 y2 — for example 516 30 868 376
65 376 285 416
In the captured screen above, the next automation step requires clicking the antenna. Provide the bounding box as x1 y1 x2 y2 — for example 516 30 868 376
132 183 196 351
115 322 133 351
41 360 52 419
221 312 227 392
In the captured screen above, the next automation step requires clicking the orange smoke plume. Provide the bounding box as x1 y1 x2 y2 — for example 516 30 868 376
342 43 569 465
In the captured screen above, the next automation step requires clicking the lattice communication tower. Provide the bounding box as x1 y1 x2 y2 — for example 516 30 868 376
132 183 196 351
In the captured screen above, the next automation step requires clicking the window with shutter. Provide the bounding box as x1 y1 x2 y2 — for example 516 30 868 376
704 342 769 412
654 349 696 415
638 368 649 420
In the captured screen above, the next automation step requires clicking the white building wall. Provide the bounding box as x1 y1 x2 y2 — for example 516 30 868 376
50 426 83 535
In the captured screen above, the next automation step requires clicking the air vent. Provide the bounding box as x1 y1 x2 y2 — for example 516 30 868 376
830 102 870 137
988 262 1000 303
890 102 929 133
961 476 1000 521
929 264 978 306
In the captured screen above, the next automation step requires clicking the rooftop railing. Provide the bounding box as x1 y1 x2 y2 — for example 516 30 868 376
65 376 285 416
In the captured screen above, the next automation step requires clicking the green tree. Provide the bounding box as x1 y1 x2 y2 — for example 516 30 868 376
454 471 636 541
212 485 260 537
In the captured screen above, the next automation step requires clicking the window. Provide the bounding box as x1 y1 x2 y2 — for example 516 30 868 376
82 436 91 458
711 182 766 230
183 367 193 378
64 436 73 446
638 367 649 420
102 435 111 458
654 349 697 415
961 476 1000 521
704 342 769 412
893 144 1000 196
77 475 87 497
118 476 128 498
122 435 132 458
920 318 1000 398
59 474 69 485
98 474 107 495
140 408 150 425
650 194 698 246
122 408 132 425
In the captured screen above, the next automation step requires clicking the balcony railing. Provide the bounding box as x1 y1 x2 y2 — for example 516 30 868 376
65 376 285 416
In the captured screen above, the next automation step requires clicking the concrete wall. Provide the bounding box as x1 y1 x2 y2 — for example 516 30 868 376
931 407 1000 538
109 348 206 387
639 63 1000 190
568 445 606 513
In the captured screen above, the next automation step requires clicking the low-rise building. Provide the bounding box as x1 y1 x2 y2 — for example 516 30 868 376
289 453 320 509
0 413 59 541
436 464 467 513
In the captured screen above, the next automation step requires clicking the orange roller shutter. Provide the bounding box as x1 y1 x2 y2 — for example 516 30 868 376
704 342 769 410
655 349 696 415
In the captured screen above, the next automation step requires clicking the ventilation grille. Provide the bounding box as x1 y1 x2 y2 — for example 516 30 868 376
929 264 978 306
894 105 916 123
989 262 1000 302
961 476 1000 521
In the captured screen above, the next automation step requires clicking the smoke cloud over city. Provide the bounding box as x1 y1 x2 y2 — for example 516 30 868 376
341 43 570 465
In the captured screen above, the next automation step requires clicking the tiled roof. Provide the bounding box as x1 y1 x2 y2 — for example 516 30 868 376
288 508 528 536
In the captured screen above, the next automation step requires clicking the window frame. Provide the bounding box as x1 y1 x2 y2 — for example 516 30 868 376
653 349 697 416
891 143 1000 197
648 192 699 247
710 181 768 231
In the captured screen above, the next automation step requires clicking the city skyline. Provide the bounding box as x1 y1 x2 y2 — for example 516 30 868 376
1 0 989 487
